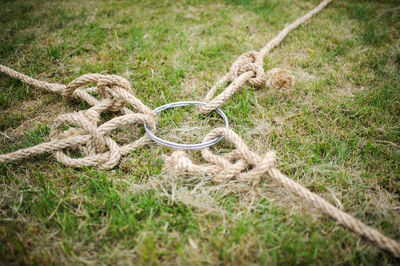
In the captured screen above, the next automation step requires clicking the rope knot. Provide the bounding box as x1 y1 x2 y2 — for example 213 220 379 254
61 74 133 112
236 151 276 182
164 151 194 175
96 75 131 111
266 68 295 90
228 51 267 87
50 112 121 169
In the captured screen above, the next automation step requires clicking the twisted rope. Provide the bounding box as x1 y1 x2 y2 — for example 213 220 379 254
166 0 400 257
1 0 400 258
0 64 156 169
199 0 333 113
164 128 400 257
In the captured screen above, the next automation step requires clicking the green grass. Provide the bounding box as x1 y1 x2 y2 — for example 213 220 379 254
1 0 400 264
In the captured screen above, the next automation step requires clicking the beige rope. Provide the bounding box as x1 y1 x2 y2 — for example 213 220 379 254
1 0 400 257
199 0 332 114
0 64 66 93
0 65 156 169
165 0 400 257
164 128 400 257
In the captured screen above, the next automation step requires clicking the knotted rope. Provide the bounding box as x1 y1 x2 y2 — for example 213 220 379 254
1 0 400 258
0 64 156 169
164 128 400 257
165 128 277 183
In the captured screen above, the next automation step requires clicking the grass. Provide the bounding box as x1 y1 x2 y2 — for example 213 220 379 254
1 0 400 264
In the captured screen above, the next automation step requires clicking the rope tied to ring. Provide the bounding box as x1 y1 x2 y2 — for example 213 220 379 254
1 0 400 257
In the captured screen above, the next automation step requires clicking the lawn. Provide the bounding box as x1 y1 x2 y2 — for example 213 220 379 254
1 0 400 264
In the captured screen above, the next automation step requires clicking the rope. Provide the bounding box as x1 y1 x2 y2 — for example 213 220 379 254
199 0 332 113
1 0 400 257
164 128 400 257
0 64 157 169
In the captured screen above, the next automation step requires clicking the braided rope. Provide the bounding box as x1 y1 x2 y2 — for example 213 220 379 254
1 0 400 257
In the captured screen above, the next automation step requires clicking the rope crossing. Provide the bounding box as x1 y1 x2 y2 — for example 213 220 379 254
1 0 400 258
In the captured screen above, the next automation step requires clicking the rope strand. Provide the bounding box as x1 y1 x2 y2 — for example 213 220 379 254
0 67 157 169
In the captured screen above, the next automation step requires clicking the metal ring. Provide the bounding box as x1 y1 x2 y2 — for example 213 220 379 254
143 101 229 150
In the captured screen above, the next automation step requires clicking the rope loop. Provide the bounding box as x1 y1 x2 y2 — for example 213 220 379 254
49 111 121 169
62 74 133 112
0 68 156 168
3 0 400 258
202 128 276 182
45 111 157 169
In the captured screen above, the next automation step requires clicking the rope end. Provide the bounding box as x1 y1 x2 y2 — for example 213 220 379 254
266 68 295 90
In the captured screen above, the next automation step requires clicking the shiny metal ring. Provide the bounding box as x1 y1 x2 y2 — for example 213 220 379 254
144 101 229 150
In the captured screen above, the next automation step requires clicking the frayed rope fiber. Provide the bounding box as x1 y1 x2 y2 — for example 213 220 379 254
1 0 400 257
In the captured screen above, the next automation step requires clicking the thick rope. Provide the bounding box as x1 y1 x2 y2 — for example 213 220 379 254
199 0 332 114
164 128 400 257
0 64 66 93
0 65 157 169
1 0 400 258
